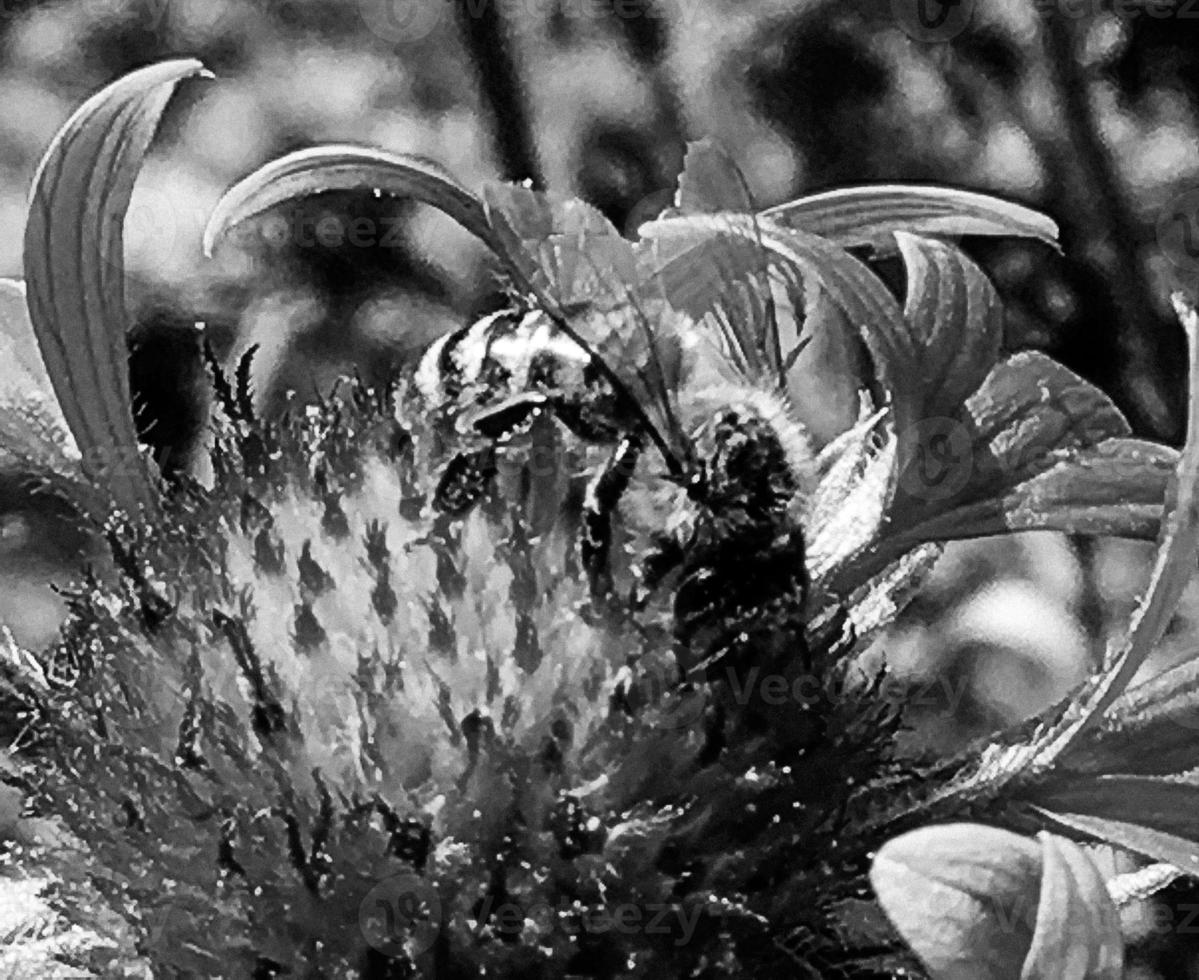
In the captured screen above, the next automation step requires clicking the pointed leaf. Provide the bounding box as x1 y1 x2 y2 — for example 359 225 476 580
890 232 1006 495
881 438 1174 555
1030 776 1199 847
24 59 207 518
1068 656 1199 776
837 360 1143 592
893 351 1128 524
203 143 504 260
761 185 1060 255
1024 832 1123 980
964 353 1130 487
1034 808 1199 878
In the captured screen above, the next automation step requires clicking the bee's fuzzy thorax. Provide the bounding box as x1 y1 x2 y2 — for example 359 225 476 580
683 382 818 500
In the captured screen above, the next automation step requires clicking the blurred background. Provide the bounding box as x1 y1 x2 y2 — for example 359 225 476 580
1 1 1199 973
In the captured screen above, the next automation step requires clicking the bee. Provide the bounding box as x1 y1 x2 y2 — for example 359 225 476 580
412 302 648 586
411 217 819 684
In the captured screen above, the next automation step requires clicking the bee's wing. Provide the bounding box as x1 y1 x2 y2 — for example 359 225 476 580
482 182 640 311
480 182 700 469
636 207 805 391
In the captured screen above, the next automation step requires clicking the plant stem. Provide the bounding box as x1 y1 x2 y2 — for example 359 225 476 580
454 0 543 186
1036 6 1181 440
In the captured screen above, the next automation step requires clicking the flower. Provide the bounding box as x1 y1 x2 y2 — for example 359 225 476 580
0 61 1196 980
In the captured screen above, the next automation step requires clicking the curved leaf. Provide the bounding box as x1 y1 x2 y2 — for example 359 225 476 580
860 322 1194 825
883 438 1175 553
1028 295 1199 764
203 144 504 260
838 358 1144 592
894 231 1003 420
1031 776 1199 848
871 823 1041 980
1071 655 1199 776
1025 833 1123 980
24 58 208 518
761 184 1060 255
1098 296 1199 701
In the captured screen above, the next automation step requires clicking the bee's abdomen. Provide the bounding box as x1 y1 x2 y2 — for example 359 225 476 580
675 527 809 677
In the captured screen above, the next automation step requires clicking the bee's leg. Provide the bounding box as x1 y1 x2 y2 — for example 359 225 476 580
580 433 642 604
433 446 498 516
632 532 686 610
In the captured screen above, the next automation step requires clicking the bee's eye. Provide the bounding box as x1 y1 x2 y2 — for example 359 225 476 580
685 470 706 499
